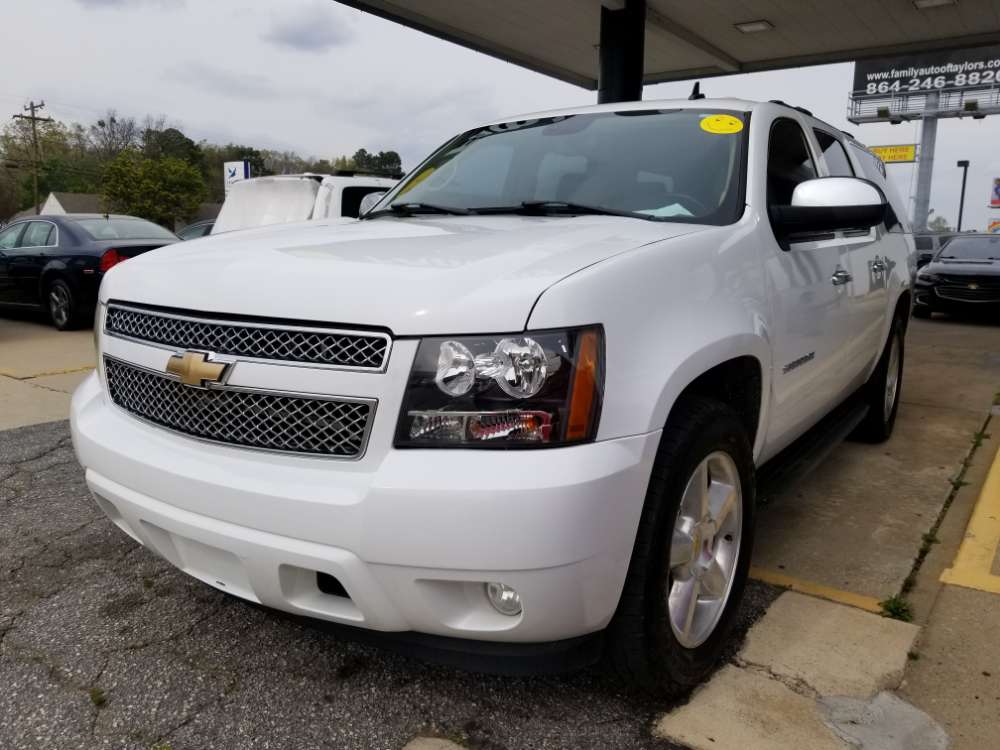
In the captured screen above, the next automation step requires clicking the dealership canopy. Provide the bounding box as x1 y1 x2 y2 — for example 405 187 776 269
336 0 1000 102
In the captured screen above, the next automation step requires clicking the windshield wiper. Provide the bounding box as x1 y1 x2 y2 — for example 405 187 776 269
473 201 655 221
364 202 471 219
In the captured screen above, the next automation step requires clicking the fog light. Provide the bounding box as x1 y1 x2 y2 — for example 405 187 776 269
485 582 522 616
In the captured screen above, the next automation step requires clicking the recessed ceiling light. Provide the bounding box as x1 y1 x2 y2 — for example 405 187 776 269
734 20 774 33
913 0 957 9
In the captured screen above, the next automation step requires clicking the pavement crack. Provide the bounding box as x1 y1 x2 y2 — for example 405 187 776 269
733 656 821 699
89 654 111 738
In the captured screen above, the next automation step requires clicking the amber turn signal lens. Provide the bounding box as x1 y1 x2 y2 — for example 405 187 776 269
565 328 600 441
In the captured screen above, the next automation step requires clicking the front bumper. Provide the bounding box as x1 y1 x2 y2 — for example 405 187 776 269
71 373 659 643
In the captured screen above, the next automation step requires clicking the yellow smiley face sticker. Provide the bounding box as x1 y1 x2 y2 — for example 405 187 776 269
700 114 744 134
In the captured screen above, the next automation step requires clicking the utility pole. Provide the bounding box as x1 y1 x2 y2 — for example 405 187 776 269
956 159 969 232
912 91 939 232
12 100 54 215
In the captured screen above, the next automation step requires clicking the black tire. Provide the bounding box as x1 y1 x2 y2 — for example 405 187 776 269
606 397 756 696
45 278 83 331
851 315 905 443
912 306 932 319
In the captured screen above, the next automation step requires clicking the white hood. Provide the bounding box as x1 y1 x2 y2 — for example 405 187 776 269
101 215 707 335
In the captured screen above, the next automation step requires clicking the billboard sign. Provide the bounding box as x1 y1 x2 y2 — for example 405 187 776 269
990 219 1000 234
868 144 917 164
854 45 1000 96
224 160 250 195
992 177 1000 208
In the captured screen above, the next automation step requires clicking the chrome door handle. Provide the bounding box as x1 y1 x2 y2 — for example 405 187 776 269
831 269 853 286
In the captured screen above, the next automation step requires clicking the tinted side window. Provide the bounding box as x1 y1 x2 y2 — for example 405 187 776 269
813 130 854 177
19 221 54 248
767 118 817 208
0 224 25 249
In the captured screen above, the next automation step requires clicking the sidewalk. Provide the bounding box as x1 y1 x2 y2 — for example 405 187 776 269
0 317 94 430
900 411 1000 749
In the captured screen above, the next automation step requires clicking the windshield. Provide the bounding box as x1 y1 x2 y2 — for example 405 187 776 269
377 109 748 224
939 236 1000 260
73 217 176 241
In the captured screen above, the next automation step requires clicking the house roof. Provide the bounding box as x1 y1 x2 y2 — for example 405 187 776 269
49 192 103 213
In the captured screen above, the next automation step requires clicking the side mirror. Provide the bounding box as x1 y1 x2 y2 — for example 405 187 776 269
916 252 934 268
358 191 387 217
771 177 888 241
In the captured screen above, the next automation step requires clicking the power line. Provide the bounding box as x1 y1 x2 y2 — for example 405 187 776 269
11 100 54 215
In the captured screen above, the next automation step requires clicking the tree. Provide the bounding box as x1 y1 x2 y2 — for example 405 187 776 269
351 148 402 176
0 167 19 220
102 150 206 227
89 110 139 160
0 118 100 212
927 214 952 232
144 127 202 167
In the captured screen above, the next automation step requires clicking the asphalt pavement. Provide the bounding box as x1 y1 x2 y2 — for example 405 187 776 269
0 419 779 750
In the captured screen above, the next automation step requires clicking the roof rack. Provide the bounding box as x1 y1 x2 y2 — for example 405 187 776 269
768 99 813 117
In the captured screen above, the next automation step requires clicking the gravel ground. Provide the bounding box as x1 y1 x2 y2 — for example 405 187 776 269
0 420 779 750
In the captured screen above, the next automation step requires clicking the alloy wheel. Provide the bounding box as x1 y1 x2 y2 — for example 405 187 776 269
49 285 70 328
667 451 743 649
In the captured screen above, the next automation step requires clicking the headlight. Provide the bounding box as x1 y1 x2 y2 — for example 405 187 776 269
916 269 940 282
395 326 603 447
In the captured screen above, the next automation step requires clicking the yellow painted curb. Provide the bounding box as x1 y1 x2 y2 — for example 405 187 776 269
941 445 1000 594
749 567 884 614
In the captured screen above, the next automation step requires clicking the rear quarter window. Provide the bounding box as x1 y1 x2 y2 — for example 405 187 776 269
849 144 908 233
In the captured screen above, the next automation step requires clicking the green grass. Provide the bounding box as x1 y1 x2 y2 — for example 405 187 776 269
880 595 914 622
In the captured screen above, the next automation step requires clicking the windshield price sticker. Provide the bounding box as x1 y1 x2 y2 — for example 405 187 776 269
700 114 743 134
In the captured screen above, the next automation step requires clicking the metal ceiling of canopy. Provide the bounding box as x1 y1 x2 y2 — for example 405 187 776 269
335 0 1000 89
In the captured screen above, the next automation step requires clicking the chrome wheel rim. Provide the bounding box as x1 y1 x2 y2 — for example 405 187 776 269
667 451 742 649
49 285 70 327
884 333 901 421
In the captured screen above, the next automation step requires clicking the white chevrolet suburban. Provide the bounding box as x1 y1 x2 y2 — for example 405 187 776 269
71 98 914 693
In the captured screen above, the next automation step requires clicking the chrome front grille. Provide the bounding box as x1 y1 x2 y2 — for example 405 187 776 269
936 285 1000 302
105 303 389 370
104 358 375 458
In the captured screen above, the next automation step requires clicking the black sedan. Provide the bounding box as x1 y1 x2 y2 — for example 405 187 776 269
914 234 1000 319
0 214 177 330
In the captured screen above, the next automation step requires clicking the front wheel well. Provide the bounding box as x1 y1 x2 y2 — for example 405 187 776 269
38 268 67 300
894 290 912 331
670 356 763 446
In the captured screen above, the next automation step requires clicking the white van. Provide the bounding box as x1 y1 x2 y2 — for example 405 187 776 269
211 173 396 234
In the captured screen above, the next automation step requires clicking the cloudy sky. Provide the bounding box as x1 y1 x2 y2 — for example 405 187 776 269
5 0 999 230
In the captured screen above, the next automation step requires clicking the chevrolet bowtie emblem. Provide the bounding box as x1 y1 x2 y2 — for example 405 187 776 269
969 283 979 290
166 351 228 387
